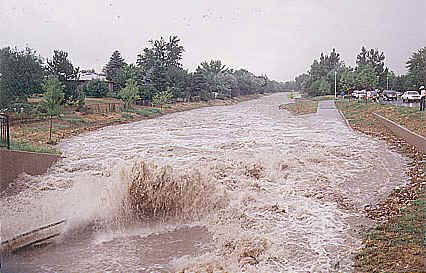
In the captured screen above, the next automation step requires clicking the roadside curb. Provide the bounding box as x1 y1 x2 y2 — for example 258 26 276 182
337 108 353 131
373 112 426 153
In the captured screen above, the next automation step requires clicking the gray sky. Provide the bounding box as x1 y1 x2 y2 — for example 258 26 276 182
1 0 425 81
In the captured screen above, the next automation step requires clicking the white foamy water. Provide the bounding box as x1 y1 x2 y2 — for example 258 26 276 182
1 93 407 272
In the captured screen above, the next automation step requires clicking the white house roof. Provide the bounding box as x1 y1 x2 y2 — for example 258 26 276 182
79 73 108 81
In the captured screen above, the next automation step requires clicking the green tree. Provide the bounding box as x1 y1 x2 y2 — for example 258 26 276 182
356 46 387 88
119 79 140 109
137 36 184 93
406 47 426 89
41 76 64 144
103 50 127 91
0 47 45 108
354 64 378 90
46 50 80 102
191 71 210 100
152 89 173 108
81 79 109 98
318 77 331 95
340 68 356 91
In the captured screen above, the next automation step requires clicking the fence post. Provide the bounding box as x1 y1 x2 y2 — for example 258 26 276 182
0 114 10 149
7 115 10 149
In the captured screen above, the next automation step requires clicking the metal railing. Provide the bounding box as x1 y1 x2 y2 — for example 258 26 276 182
0 113 10 149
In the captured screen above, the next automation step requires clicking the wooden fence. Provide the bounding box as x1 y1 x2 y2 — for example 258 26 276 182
85 103 123 113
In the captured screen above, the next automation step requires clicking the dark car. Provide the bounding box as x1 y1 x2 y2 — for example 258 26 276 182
382 90 398 101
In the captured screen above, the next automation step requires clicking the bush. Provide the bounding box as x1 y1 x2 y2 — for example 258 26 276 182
4 102 36 114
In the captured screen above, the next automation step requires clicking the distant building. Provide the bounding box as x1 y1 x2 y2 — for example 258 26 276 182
77 71 114 93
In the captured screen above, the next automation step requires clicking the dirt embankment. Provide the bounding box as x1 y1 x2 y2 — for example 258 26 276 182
337 100 425 272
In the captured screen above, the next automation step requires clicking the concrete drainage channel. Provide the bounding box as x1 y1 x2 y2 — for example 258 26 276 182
1 220 66 254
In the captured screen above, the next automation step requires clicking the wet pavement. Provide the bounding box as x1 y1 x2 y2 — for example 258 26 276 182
1 94 408 272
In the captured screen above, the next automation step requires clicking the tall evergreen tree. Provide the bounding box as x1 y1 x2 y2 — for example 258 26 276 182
103 50 127 91
356 46 387 88
46 50 80 102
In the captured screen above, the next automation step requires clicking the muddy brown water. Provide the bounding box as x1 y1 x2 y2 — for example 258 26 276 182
1 93 407 272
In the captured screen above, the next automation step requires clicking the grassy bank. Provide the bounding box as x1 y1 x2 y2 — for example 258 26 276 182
279 99 318 115
9 94 266 154
336 100 425 272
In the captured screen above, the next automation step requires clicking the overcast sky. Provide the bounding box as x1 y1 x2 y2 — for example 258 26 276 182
1 0 425 81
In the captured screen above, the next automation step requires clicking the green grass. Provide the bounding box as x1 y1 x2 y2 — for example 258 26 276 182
126 108 162 117
121 113 134 120
311 95 336 101
62 116 87 126
10 140 60 155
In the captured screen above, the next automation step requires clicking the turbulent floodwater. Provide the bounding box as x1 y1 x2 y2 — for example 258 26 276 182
1 93 407 272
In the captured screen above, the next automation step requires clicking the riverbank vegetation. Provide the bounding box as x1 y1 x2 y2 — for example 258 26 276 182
1 35 290 150
286 46 425 97
279 99 318 115
337 101 425 272
0 36 288 111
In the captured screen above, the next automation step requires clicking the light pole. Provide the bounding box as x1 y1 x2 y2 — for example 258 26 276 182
386 73 389 90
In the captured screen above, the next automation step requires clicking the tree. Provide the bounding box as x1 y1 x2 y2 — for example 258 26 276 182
152 89 173 108
0 47 45 108
197 60 228 74
406 47 426 89
340 67 356 91
119 79 140 109
356 46 387 88
81 79 109 98
46 50 80 102
41 76 64 144
103 50 127 91
191 71 210 100
354 64 378 90
318 77 331 95
137 35 185 94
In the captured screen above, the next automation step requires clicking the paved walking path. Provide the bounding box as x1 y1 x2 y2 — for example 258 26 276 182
317 100 342 120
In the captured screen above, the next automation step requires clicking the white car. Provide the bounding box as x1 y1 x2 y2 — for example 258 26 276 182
401 91 421 103
352 90 367 99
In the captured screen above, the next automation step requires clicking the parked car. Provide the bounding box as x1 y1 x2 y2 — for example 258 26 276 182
382 90 398 101
352 90 366 99
401 91 421 103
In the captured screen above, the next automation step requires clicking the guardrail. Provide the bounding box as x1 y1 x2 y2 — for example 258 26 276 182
0 113 10 149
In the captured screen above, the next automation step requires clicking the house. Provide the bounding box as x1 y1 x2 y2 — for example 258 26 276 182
77 71 114 93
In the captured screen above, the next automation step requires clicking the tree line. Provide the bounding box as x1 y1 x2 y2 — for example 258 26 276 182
0 35 288 110
286 46 425 96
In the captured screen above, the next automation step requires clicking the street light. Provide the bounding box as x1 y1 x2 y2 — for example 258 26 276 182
386 73 389 90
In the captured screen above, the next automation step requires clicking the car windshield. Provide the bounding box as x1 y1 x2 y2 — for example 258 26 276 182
407 91 419 95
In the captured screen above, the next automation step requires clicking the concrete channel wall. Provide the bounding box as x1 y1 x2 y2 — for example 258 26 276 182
373 113 426 153
0 149 61 192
